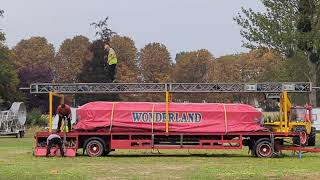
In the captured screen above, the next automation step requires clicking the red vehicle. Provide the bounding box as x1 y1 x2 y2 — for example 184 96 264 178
34 101 319 158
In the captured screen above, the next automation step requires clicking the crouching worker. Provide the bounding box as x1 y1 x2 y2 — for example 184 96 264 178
56 103 71 132
46 133 64 157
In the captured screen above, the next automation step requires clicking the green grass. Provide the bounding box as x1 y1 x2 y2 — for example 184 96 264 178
1 131 320 180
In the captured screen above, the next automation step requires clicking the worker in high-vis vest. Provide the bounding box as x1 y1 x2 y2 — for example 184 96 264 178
104 42 118 82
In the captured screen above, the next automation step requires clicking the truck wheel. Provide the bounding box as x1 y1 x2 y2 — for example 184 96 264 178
307 127 316 146
254 139 274 158
86 140 104 157
293 126 307 145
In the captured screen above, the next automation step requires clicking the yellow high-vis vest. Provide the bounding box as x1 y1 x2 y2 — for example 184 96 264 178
107 48 118 65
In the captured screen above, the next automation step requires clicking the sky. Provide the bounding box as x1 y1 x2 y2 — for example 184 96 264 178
1 0 264 58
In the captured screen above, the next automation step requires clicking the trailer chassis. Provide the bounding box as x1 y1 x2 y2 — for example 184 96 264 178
34 130 319 158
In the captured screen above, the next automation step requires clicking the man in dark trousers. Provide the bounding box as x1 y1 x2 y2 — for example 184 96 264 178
46 133 64 157
104 42 118 82
56 103 71 132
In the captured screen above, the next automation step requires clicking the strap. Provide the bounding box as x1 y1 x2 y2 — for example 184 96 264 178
151 104 155 133
223 104 228 134
109 103 115 133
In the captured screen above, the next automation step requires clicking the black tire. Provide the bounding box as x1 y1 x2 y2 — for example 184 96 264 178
86 140 104 157
307 127 316 146
254 138 274 158
292 126 307 146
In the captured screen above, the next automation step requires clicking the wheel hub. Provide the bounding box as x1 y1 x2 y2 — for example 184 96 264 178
259 144 272 157
90 144 100 154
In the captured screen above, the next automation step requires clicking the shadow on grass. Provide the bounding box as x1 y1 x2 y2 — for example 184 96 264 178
0 136 19 138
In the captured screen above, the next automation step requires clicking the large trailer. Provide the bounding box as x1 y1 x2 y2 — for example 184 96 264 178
31 82 320 158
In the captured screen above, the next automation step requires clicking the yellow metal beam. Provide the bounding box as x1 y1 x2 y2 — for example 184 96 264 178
165 91 170 134
49 92 53 132
48 92 65 132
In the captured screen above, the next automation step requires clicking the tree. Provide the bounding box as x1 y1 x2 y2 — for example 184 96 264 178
0 9 6 59
173 49 213 83
139 42 172 83
207 49 284 104
0 58 20 109
53 35 92 83
78 40 108 83
138 43 172 102
91 17 116 43
110 35 140 101
18 65 53 112
11 36 55 71
234 0 320 106
0 10 20 109
171 49 213 102
111 35 139 82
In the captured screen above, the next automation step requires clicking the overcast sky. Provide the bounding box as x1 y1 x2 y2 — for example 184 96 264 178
1 0 264 58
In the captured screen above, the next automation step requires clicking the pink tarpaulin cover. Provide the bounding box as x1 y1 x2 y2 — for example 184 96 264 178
75 102 264 133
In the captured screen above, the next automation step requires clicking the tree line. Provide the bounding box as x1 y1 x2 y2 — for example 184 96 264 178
1 0 319 112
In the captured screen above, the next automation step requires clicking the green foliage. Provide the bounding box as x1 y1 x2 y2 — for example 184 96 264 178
78 40 108 83
0 9 7 59
234 0 298 56
0 60 20 109
234 0 320 105
26 108 48 127
0 10 20 108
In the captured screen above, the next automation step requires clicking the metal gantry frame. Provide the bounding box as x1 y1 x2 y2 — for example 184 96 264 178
30 82 312 133
30 82 311 94
30 83 168 94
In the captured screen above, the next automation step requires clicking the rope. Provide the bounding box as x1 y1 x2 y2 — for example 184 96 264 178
151 104 155 133
151 104 155 148
109 103 115 133
223 104 228 134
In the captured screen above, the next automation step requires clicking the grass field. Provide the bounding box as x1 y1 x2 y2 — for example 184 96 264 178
1 131 320 180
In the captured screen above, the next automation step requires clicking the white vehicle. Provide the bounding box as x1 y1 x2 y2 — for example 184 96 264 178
313 108 320 131
0 102 26 138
